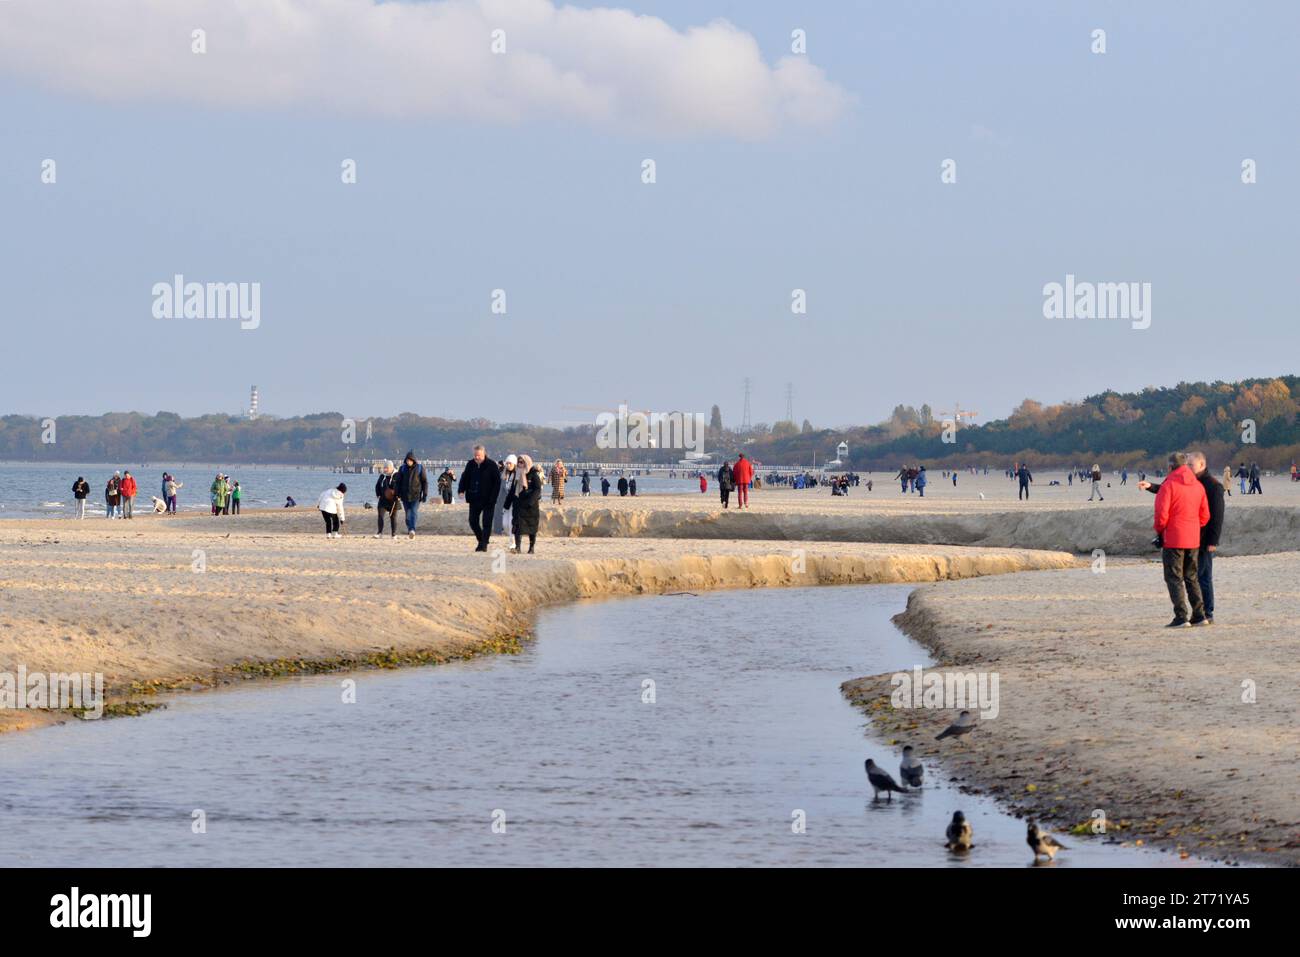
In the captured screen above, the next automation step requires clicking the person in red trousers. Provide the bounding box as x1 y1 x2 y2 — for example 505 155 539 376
731 453 753 509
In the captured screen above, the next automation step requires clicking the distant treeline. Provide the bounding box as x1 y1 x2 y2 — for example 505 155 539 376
3 375 1297 471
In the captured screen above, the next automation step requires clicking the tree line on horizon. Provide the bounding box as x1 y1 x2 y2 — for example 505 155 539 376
2 376 1296 471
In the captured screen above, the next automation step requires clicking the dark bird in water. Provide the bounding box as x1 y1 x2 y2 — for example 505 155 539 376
945 811 973 851
1027 820 1069 862
864 758 908 801
899 745 924 788
935 709 976 742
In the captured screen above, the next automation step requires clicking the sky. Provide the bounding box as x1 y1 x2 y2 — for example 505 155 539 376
1 0 1297 429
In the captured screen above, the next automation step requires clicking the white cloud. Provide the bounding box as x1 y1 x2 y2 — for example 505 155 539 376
0 0 851 138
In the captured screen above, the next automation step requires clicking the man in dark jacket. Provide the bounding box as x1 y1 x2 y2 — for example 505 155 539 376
457 445 501 551
617 476 629 496
395 451 428 539
1140 451 1224 623
1016 463 1033 500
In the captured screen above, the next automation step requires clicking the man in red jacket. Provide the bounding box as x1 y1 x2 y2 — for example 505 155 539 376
731 453 753 509
1152 452 1210 627
119 470 138 520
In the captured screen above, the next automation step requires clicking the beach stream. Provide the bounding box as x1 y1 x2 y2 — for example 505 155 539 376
0 585 1211 866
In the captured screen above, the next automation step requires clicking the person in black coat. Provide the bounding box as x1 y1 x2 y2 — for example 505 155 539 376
374 462 401 538
601 477 610 496
395 450 428 538
717 461 734 508
1139 451 1225 622
617 476 629 496
457 445 501 551
504 454 543 554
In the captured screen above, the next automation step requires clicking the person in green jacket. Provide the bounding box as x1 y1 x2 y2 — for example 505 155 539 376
230 480 242 515
210 474 229 516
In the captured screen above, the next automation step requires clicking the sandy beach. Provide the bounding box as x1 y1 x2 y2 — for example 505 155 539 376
2 481 1297 866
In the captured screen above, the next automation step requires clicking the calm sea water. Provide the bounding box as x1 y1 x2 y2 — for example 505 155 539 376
0 585 1210 867
0 462 702 518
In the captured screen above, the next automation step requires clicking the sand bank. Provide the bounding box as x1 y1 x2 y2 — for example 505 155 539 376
202 481 1299 555
842 555 1300 865
0 515 1071 733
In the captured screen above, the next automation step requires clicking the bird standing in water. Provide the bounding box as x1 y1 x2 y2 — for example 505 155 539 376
864 758 908 801
899 745 924 788
1027 821 1069 862
945 811 973 851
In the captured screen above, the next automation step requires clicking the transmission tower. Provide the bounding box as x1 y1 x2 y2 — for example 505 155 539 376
741 378 753 433
785 382 794 423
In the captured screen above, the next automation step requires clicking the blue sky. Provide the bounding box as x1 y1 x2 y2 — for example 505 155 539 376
1 0 1296 428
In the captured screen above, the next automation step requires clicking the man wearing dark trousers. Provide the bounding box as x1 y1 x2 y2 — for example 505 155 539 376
1149 452 1210 627
1139 451 1225 623
457 445 501 552
1016 463 1032 500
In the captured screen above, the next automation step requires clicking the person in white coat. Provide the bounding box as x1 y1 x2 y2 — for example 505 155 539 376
318 483 348 538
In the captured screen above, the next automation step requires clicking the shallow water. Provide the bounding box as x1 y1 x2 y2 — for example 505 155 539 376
0 585 1210 867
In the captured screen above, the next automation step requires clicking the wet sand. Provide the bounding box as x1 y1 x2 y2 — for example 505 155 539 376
843 556 1300 866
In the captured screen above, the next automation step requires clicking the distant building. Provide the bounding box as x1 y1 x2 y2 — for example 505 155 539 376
248 386 260 420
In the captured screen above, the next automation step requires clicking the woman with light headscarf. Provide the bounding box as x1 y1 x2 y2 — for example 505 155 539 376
550 459 567 503
374 460 400 538
506 454 544 554
493 454 517 537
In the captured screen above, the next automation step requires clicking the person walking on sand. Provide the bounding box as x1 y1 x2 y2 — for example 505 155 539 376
119 471 138 519
1222 464 1233 497
374 460 401 538
1248 461 1262 495
1235 462 1248 495
1016 463 1033 500
395 451 428 539
318 483 347 538
550 459 567 503
617 475 629 496
1088 464 1104 502
1151 452 1210 627
915 466 928 497
601 476 611 496
105 473 121 518
493 455 517 540
230 480 242 515
717 460 734 508
506 454 543 554
582 470 591 497
698 472 707 494
732 453 753 509
1141 451 1224 624
437 467 455 505
72 476 90 519
457 445 501 552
